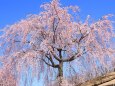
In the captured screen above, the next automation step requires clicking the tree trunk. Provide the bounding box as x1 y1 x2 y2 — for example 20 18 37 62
58 61 63 77
58 61 63 86
57 49 63 86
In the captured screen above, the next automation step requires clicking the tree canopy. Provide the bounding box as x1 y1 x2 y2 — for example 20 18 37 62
0 0 115 86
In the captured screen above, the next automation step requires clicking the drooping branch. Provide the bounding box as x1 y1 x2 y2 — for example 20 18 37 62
62 36 88 62
13 40 38 51
14 40 30 43
45 53 59 67
50 51 61 61
62 52 80 62
62 48 87 62
42 58 59 68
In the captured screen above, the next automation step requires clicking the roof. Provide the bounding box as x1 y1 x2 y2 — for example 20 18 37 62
79 72 115 86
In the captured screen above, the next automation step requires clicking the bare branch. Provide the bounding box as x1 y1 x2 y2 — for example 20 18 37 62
42 58 59 68
45 53 58 67
14 40 30 43
50 51 61 61
62 52 80 62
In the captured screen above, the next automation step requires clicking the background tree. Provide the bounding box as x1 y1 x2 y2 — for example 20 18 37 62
0 0 115 86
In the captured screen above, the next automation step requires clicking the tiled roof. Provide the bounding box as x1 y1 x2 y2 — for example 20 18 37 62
79 72 115 86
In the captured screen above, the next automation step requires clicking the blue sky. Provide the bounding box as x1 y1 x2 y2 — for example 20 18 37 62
0 0 115 29
0 0 115 86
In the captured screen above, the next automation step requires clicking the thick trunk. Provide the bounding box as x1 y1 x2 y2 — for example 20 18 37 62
58 49 63 77
57 61 63 86
58 61 63 77
57 49 63 86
